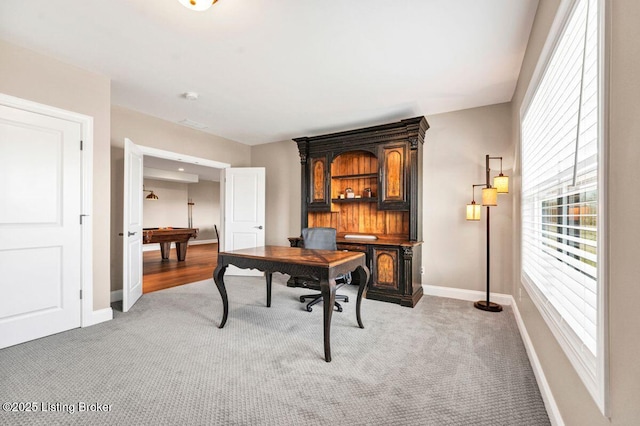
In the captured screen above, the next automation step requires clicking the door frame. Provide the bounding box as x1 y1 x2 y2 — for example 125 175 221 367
122 143 230 300
0 93 96 327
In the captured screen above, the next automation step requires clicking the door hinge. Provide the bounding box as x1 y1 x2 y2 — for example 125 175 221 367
80 140 83 150
80 289 83 300
80 214 89 224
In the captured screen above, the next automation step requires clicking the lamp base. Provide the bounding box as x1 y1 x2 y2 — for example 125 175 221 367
474 300 503 312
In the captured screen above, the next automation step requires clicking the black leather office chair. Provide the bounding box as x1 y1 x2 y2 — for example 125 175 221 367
299 227 351 312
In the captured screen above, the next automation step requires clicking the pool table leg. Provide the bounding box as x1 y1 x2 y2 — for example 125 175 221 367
176 242 188 261
159 242 171 260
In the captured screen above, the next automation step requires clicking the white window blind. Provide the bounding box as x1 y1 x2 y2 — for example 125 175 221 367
521 0 603 405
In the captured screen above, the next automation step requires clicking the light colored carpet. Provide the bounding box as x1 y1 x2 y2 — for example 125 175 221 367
0 275 550 425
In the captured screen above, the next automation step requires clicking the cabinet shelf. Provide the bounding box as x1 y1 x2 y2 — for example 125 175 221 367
331 197 378 203
331 173 378 180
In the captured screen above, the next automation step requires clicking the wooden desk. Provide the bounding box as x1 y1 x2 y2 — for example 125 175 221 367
212 246 370 362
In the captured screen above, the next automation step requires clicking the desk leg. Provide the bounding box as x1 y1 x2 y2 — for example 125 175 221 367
355 265 370 329
213 264 229 328
320 278 337 362
265 272 272 308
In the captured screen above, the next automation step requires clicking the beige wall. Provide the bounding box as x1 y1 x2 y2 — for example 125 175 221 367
422 103 513 295
0 40 112 311
188 180 220 241
142 179 189 229
251 139 302 245
251 105 514 296
110 106 251 292
511 0 640 424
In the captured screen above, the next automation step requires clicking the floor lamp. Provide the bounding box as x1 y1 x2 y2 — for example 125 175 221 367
466 155 509 312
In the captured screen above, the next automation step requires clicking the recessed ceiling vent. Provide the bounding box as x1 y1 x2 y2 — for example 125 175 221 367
179 119 208 130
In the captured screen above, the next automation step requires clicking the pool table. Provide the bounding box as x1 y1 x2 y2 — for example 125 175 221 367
143 227 199 261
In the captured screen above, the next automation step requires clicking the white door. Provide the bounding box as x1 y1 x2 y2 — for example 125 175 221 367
0 103 82 348
220 167 265 276
122 138 143 311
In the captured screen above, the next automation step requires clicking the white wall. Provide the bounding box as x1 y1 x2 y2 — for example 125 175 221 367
142 179 188 228
188 180 220 241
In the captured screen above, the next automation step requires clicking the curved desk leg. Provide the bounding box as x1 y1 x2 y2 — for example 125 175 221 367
265 272 272 308
355 265 370 329
213 264 229 328
320 278 337 363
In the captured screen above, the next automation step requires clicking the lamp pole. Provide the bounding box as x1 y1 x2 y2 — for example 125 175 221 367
474 155 503 312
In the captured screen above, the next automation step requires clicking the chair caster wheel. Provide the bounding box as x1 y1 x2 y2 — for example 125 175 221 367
299 296 305 302
336 306 343 312
344 297 349 303
306 306 313 312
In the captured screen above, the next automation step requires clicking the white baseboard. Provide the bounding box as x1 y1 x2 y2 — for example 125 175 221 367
422 284 562 425
189 238 217 246
84 307 113 326
422 284 512 306
111 289 123 303
511 299 564 426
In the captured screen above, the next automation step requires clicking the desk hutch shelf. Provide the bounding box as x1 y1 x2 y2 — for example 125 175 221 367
290 116 429 307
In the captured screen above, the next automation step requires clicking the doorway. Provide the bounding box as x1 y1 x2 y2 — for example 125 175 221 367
122 142 230 310
140 147 228 293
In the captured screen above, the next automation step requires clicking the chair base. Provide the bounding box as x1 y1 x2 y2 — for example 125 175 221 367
299 293 349 312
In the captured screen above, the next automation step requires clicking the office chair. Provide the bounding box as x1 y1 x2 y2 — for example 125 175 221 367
299 227 351 312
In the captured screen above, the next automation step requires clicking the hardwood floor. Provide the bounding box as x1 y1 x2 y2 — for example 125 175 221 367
143 243 218 293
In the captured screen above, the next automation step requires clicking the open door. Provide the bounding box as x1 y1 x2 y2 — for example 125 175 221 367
220 167 266 276
122 138 143 311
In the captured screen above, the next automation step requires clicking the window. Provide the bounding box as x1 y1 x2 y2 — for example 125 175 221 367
520 0 607 413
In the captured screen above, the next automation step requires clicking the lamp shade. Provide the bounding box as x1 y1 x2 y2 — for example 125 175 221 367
481 187 498 206
466 202 481 221
178 0 217 11
494 174 509 194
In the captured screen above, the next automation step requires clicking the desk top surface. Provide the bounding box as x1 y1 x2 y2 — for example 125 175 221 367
219 245 365 268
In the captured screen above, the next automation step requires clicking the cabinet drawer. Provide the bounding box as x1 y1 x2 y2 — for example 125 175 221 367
337 243 367 252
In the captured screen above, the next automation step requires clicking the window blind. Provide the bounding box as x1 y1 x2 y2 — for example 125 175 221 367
521 0 600 389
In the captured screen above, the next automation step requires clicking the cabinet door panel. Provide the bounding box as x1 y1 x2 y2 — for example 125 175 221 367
379 143 408 210
371 247 401 294
308 155 330 210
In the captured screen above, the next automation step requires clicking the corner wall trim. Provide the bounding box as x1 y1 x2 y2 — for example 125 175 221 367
85 308 113 327
422 284 563 425
111 289 123 303
511 298 565 426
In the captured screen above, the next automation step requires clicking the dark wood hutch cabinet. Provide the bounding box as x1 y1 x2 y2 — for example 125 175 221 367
289 116 429 307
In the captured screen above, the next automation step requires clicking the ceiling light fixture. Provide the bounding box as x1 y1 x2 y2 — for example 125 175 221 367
178 0 218 12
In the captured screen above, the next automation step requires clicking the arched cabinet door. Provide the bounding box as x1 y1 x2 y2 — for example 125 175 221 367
378 142 409 210
370 247 402 295
307 154 330 210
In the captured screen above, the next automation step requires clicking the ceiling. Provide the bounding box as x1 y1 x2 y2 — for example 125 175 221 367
0 0 538 146
144 155 221 182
